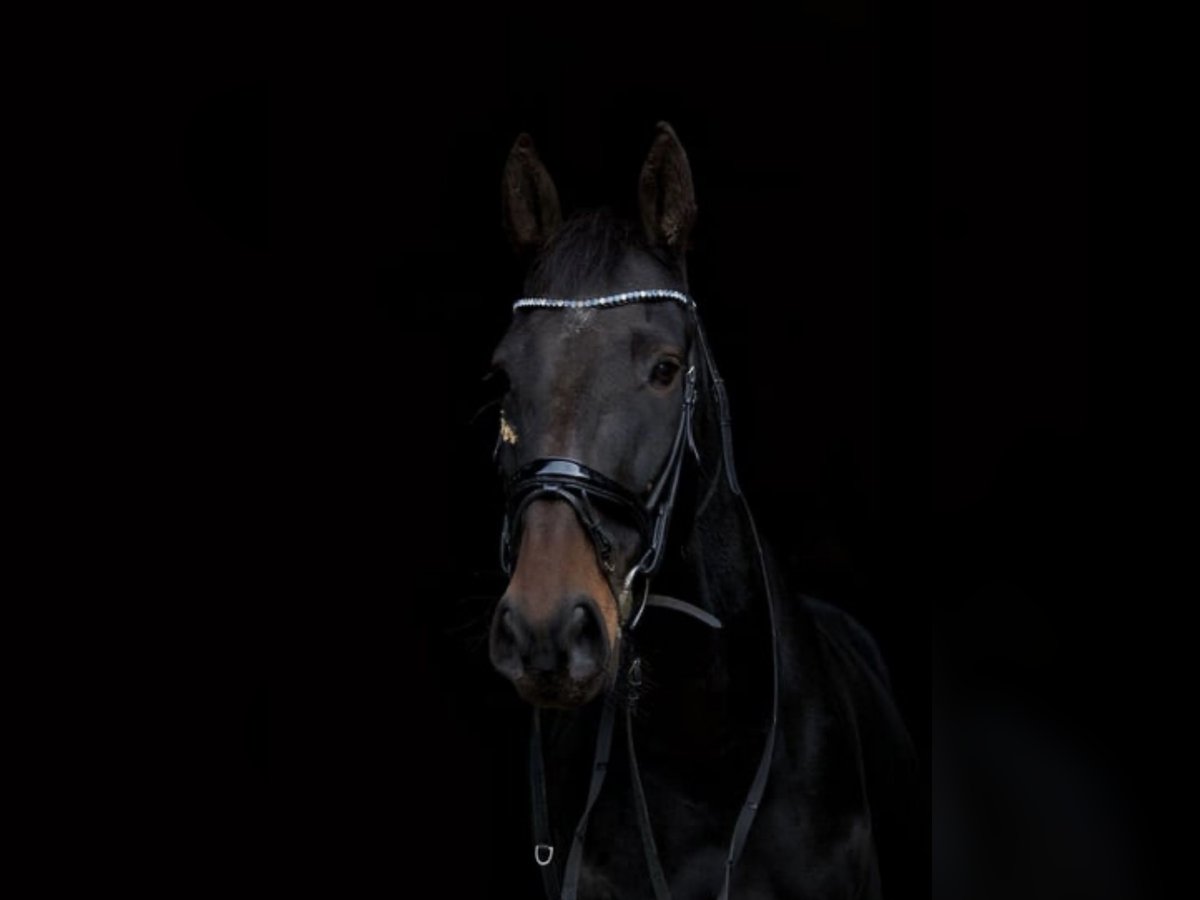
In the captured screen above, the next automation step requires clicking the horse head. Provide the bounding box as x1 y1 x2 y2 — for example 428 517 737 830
487 123 702 709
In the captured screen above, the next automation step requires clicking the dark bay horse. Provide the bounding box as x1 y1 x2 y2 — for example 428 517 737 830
485 123 917 899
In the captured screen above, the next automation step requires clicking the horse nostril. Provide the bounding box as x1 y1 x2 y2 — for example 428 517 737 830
490 600 527 678
563 600 607 681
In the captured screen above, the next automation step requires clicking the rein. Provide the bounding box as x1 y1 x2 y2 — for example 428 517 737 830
503 290 780 900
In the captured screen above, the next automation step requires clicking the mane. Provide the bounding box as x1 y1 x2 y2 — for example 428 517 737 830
524 208 682 296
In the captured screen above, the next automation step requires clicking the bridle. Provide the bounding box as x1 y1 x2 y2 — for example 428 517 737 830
500 289 700 626
498 289 780 900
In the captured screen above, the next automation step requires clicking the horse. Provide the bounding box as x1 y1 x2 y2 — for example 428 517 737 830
484 122 918 899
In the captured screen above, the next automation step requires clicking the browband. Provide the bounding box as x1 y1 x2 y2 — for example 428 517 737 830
514 289 694 311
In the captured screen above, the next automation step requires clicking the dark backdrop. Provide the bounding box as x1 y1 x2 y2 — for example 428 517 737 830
160 4 1093 896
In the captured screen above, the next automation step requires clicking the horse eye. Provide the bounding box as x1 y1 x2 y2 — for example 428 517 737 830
651 359 681 386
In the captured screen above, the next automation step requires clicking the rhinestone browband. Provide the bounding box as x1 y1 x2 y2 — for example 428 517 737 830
513 289 694 311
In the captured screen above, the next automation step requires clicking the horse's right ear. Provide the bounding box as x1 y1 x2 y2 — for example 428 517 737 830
501 133 562 254
638 122 697 256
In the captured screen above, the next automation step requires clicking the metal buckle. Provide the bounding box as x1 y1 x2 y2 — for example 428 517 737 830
534 843 555 866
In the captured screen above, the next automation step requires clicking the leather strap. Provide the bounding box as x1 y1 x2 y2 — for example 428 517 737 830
645 593 723 630
530 709 562 899
716 492 780 899
626 664 673 900
559 694 618 900
694 306 781 898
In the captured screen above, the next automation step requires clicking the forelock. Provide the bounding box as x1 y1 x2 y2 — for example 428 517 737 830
525 209 679 296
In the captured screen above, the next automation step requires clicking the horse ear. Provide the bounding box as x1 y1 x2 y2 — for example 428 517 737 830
501 133 562 254
638 121 697 254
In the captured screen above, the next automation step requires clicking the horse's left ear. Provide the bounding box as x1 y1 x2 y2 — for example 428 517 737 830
638 121 697 255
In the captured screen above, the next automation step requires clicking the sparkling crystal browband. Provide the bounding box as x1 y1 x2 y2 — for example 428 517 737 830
513 289 694 311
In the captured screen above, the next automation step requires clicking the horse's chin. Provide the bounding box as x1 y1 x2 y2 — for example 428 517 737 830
513 670 609 709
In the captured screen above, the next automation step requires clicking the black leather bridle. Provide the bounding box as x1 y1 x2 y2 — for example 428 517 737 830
499 343 698 626
498 290 780 900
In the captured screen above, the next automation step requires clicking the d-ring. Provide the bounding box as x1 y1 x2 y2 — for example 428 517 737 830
534 843 555 866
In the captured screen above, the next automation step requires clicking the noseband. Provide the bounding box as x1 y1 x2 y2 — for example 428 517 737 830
499 289 779 900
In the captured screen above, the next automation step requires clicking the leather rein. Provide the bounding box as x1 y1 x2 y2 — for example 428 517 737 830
500 290 780 900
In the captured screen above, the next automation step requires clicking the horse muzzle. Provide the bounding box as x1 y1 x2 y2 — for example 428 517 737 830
489 593 612 708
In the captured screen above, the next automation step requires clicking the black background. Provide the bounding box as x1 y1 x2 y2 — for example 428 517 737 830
158 3 1095 895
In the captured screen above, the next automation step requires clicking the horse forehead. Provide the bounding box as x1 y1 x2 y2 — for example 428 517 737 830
542 328 611 396
563 308 594 335
535 310 602 346
534 308 634 359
